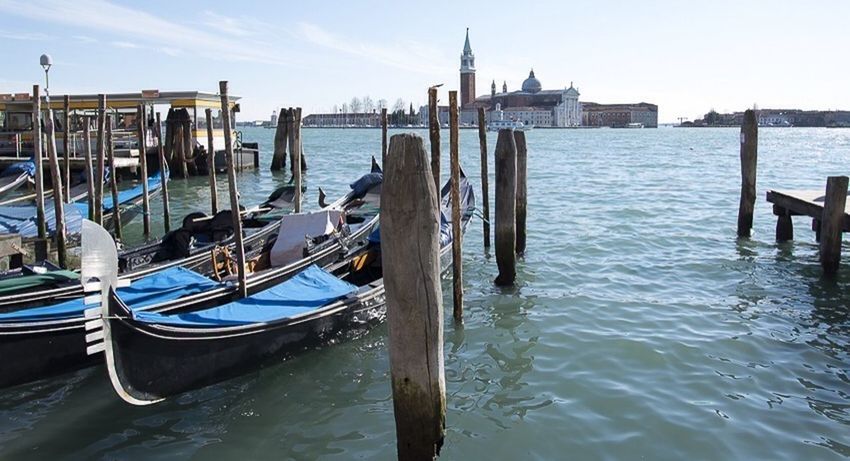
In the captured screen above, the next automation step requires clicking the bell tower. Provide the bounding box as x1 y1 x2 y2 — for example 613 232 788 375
460 28 476 107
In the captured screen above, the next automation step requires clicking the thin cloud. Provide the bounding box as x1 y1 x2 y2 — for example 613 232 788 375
295 22 447 75
0 0 300 67
0 30 51 40
112 41 140 49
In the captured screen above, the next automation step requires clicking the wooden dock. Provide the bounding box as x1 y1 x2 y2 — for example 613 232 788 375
766 189 850 235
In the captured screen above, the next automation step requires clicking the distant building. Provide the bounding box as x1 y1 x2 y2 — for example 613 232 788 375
270 110 278 127
302 112 380 127
582 102 659 128
693 109 850 128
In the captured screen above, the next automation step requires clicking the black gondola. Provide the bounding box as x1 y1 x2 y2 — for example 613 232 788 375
0 168 382 389
99 173 474 405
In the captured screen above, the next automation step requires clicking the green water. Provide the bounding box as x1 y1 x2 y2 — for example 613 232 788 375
1 127 849 460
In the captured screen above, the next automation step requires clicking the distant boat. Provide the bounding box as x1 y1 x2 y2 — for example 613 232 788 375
625 122 644 129
487 119 531 132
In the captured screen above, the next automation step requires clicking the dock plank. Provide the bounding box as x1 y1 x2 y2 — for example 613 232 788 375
766 189 850 230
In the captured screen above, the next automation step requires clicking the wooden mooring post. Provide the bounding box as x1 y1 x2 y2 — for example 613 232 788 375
32 85 47 240
94 94 107 226
449 91 463 322
205 108 219 214
63 95 71 203
381 107 388 167
45 103 67 267
155 112 171 233
819 176 848 276
494 129 517 286
106 116 122 241
137 104 151 238
271 108 288 171
428 86 441 192
82 117 95 221
382 132 446 460
291 108 303 213
219 81 247 298
514 130 528 255
477 107 490 248
737 109 758 238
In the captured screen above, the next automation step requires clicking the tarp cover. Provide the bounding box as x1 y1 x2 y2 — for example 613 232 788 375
270 210 342 267
74 172 163 217
1 160 35 178
0 266 219 322
0 270 79 296
132 264 357 327
0 203 84 238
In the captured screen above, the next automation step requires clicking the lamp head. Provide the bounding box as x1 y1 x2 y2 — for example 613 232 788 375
40 54 52 71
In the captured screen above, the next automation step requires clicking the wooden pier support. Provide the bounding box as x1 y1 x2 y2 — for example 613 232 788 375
44 104 67 267
477 108 490 248
271 108 288 171
82 117 95 221
155 112 171 233
381 132 446 460
428 87 441 192
137 105 151 238
219 81 247 298
32 85 47 240
819 176 848 276
737 109 758 238
94 94 107 226
514 131 528 255
774 206 794 242
205 108 219 214
106 116 122 241
291 108 303 213
449 91 463 322
494 129 517 286
381 107 388 167
62 95 71 203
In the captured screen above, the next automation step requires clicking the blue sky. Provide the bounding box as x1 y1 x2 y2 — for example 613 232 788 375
1 0 848 122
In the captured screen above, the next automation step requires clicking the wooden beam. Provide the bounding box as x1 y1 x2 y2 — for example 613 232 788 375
137 104 151 237
449 91 463 322
205 108 218 214
32 85 47 240
494 129 517 286
381 107 388 167
271 108 287 171
428 87 441 192
382 132 446 460
292 107 302 213
94 94 106 226
44 105 67 267
820 176 848 276
82 117 95 221
737 109 758 237
477 107 490 248
155 112 171 233
219 81 247 298
106 115 122 241
514 130 528 255
63 95 71 203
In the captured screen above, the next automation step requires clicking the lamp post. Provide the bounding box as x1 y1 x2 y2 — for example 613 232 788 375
40 54 52 103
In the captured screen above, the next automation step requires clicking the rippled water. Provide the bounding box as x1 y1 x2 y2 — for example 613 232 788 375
1 127 849 460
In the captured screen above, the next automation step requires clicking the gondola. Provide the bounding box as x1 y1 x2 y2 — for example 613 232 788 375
0 161 33 200
98 172 473 405
0 168 382 389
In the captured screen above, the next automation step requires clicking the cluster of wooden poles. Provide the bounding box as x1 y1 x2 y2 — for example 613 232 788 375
380 87 528 459
736 108 848 276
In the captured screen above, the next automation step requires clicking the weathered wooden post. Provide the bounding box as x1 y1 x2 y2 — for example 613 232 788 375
737 109 758 238
44 103 67 267
287 107 302 176
382 132 446 460
94 94 107 226
106 115 122 240
205 108 219 214
82 117 95 221
32 85 47 240
136 104 151 238
774 206 794 242
819 176 848 276
271 108 288 171
428 86 441 192
175 122 188 178
494 129 517 286
381 107 388 166
514 130 528 255
291 108 303 213
478 107 490 248
62 95 71 203
449 91 464 322
155 112 171 233
219 81 247 298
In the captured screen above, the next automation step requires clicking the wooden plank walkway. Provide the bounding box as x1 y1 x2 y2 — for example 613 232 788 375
766 189 850 231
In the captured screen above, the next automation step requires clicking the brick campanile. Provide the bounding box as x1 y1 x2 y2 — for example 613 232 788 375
460 28 476 108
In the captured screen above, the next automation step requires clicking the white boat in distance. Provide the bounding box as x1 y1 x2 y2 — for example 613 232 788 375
487 119 531 132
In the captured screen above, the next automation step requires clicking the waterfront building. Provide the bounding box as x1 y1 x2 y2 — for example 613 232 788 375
581 102 659 128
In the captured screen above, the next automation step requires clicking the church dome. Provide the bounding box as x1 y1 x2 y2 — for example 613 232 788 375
521 69 542 93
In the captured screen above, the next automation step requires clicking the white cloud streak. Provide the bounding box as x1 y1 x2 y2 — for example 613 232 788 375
0 30 51 40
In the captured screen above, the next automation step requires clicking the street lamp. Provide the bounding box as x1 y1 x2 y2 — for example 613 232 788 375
40 53 52 102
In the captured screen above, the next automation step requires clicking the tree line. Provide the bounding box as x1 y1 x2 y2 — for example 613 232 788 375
332 96 420 125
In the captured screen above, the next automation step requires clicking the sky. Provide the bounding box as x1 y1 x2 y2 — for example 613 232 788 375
1 0 848 123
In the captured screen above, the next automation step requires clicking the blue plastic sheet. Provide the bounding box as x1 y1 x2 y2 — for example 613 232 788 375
1 160 35 178
0 267 219 322
349 172 382 199
132 265 358 327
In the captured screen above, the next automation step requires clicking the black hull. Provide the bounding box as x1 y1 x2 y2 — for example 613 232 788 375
0 320 94 388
